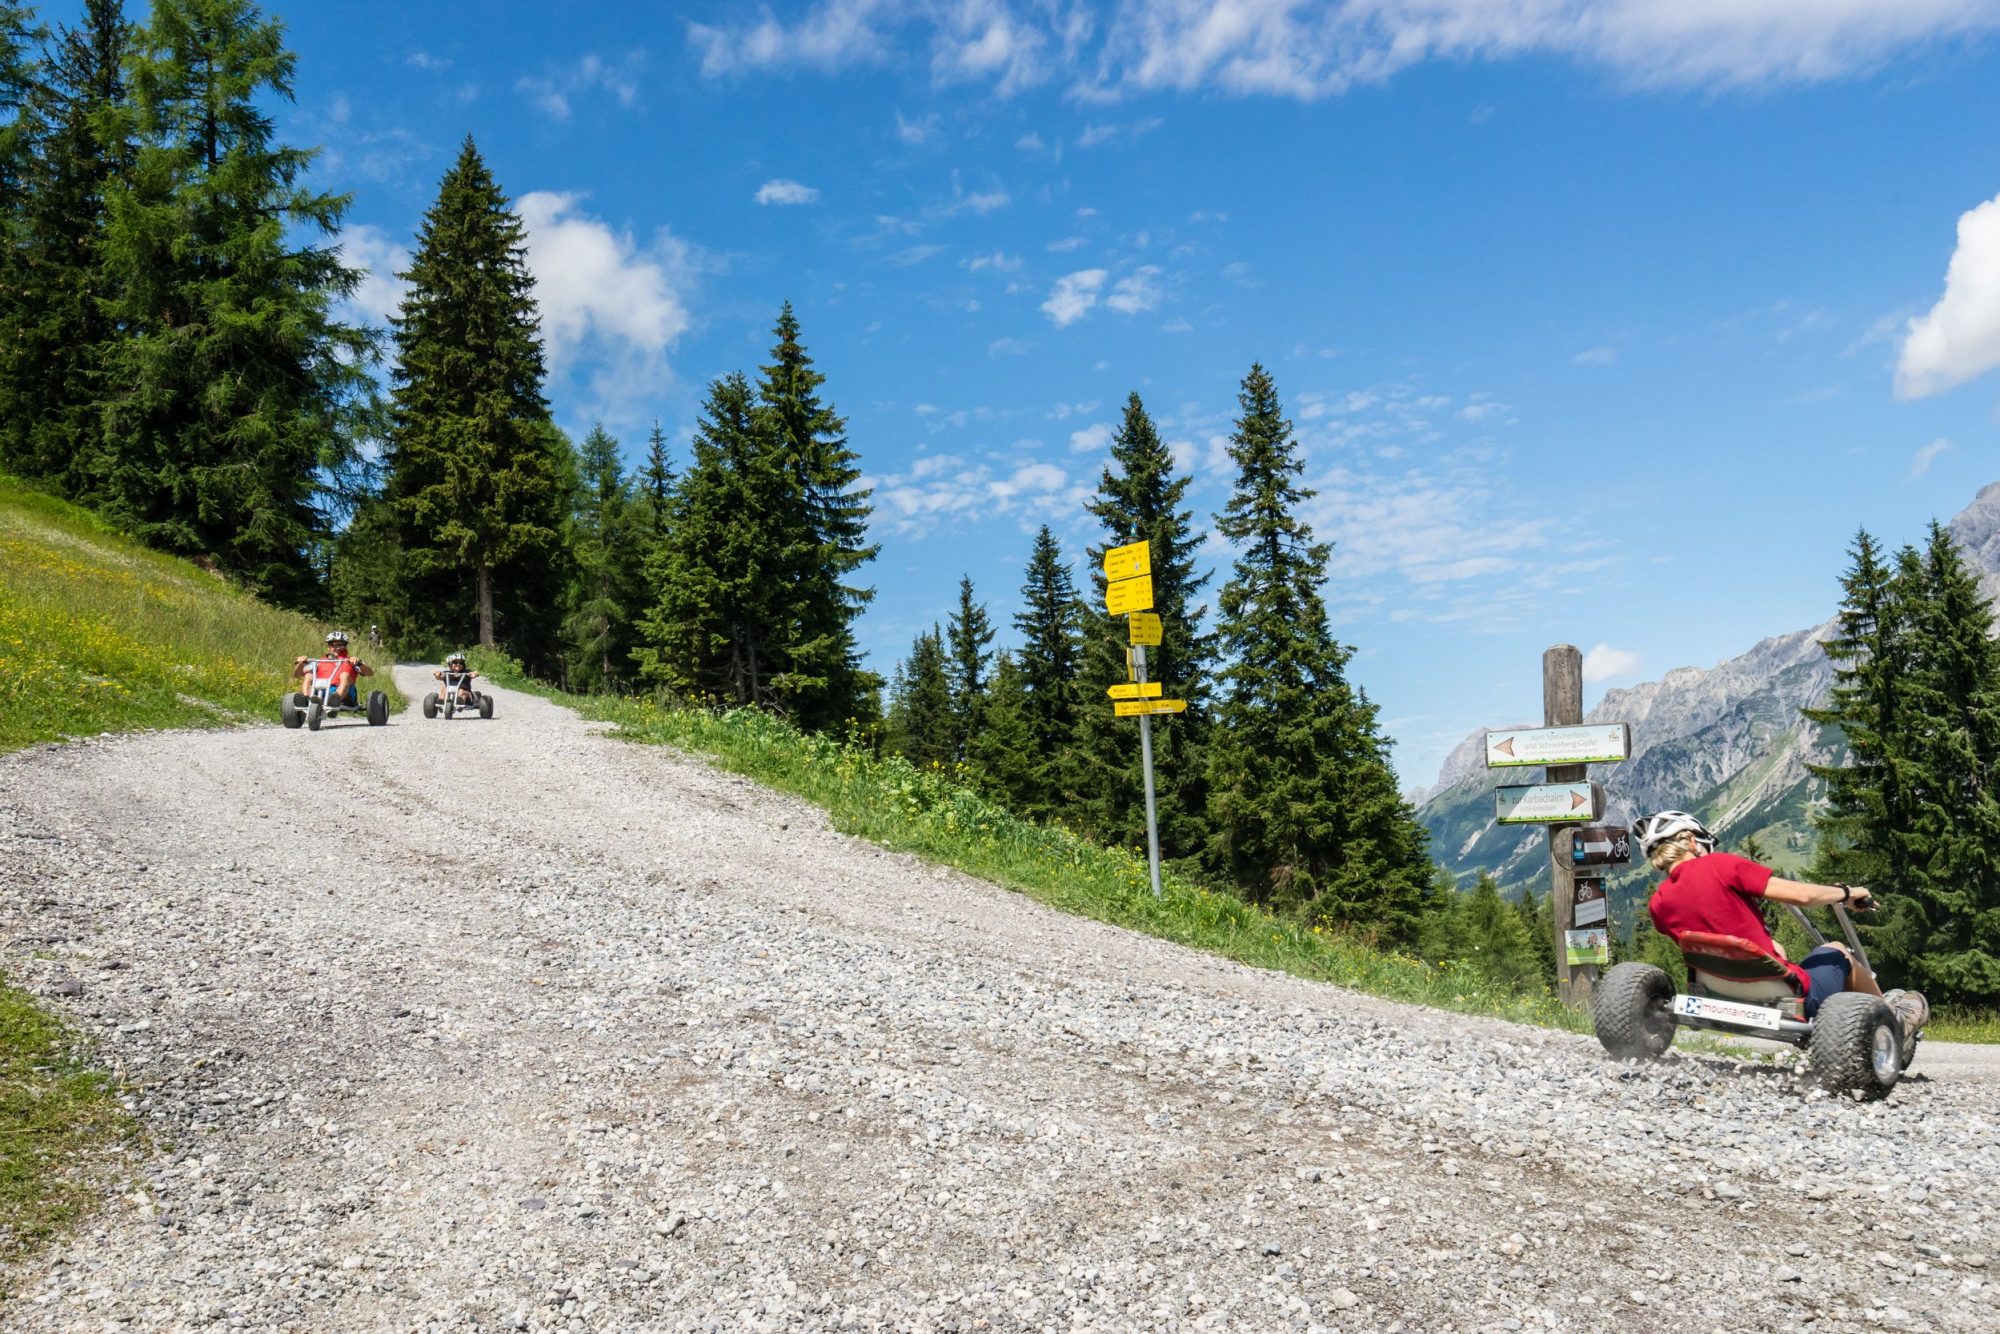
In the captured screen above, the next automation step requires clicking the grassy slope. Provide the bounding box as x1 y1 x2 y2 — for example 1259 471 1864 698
0 476 403 753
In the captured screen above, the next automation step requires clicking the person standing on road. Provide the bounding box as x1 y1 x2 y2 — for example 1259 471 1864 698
1634 810 1927 1042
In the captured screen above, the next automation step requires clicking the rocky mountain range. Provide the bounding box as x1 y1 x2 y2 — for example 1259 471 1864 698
1417 480 2000 888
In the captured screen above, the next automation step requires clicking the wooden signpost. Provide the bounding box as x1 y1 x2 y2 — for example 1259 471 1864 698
1484 644 1629 1006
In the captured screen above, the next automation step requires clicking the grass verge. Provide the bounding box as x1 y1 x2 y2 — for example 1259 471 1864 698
0 973 131 1279
0 475 404 754
468 650 1589 1034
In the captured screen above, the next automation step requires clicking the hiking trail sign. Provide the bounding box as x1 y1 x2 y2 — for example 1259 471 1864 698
1108 681 1164 700
1106 573 1154 615
1485 723 1631 768
1114 698 1187 717
1494 781 1605 825
1104 539 1151 582
1127 612 1162 646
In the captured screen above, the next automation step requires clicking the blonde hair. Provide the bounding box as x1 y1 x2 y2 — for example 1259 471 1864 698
1649 832 1700 874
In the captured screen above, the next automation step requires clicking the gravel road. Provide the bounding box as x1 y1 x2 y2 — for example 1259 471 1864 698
3 666 1997 1332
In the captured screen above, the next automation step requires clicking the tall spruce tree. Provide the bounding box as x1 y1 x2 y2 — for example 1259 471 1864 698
637 418 674 543
968 650 1037 808
636 372 796 706
755 303 880 729
887 626 954 769
563 423 647 693
1070 392 1214 858
386 136 559 649
945 574 994 762
1203 364 1430 940
1011 525 1085 821
96 0 372 603
1805 531 1915 891
0 0 128 490
1885 526 2000 1001
0 5 41 198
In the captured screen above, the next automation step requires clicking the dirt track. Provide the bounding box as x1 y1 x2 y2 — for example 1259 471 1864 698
2 666 1996 1332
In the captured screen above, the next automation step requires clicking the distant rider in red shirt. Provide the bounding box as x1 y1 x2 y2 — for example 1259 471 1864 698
293 629 374 708
1635 810 1926 1041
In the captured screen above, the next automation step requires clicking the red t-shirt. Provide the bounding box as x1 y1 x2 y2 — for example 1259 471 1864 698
1647 852 1806 990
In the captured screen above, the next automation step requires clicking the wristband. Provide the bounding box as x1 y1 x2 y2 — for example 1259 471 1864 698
1839 885 1852 904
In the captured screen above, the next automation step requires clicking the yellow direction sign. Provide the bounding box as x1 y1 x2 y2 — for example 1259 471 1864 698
1104 539 1151 582
1108 681 1164 700
1115 698 1187 717
1127 612 1162 646
1106 572 1154 615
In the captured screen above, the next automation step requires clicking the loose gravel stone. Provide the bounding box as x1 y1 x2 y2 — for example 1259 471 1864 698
3 665 1998 1331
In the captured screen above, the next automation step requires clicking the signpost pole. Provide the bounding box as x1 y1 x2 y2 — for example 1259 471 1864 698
1543 644 1593 1006
1134 643 1163 899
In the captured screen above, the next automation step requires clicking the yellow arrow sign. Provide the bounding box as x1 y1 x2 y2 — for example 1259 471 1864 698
1108 681 1164 699
1104 539 1151 582
1115 698 1187 717
1127 612 1162 646
1106 572 1154 615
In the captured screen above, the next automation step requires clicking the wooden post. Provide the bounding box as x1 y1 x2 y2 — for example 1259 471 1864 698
1543 644 1594 1006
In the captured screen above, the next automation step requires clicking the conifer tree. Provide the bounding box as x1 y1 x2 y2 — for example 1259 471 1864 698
945 574 994 762
563 423 647 692
0 0 128 490
1203 364 1430 941
96 0 372 603
386 136 559 648
968 650 1037 808
1070 392 1215 858
755 303 880 729
637 418 674 543
636 373 795 705
0 6 41 194
1805 531 1915 892
887 626 954 769
1010 525 1085 821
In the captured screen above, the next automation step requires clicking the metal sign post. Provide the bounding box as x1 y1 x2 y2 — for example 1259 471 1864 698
1134 643 1163 899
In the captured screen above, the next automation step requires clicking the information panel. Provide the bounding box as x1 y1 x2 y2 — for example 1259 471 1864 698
1494 782 1604 825
1485 723 1631 768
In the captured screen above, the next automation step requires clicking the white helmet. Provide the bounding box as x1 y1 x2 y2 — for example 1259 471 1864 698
325 629 349 647
447 652 467 668
1632 810 1715 858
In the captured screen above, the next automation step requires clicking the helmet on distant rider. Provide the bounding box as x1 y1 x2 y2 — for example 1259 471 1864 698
325 630 349 647
447 652 467 669
1632 810 1715 862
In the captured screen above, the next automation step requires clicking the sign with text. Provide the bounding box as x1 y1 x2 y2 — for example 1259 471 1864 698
1485 722 1631 769
1114 698 1187 717
1494 782 1604 825
1108 682 1164 700
1570 826 1632 868
1573 877 1608 927
1104 539 1152 582
1106 572 1155 616
1127 612 1162 646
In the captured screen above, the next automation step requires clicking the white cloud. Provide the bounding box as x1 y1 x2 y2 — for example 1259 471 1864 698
1105 265 1163 314
756 178 822 206
1047 235 1087 252
1069 422 1112 453
1911 437 1953 477
516 191 694 421
1897 191 2000 398
872 454 1082 537
1572 345 1618 366
1582 644 1642 683
1042 268 1107 327
888 243 947 266
965 250 1022 272
945 187 1010 216
688 0 893 76
1014 131 1047 151
895 109 941 145
517 52 644 122
687 1 2000 99
334 225 411 327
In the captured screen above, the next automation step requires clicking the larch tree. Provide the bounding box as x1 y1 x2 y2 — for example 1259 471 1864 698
1069 391 1214 860
755 303 880 730
386 135 560 649
96 0 372 604
1203 364 1430 941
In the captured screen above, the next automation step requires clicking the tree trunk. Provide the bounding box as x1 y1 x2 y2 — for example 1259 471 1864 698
478 564 495 648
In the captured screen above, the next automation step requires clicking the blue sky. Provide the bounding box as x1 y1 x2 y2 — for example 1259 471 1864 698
63 1 2000 787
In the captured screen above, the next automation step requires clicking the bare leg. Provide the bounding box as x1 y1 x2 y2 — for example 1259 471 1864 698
1825 942 1885 998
